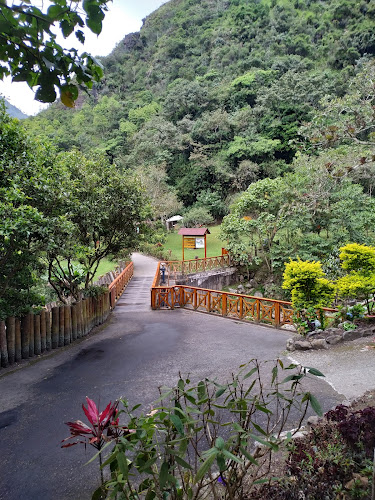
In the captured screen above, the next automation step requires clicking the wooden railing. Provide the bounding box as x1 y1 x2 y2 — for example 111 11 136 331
109 261 134 307
151 255 337 328
151 284 337 328
159 254 232 283
0 261 134 369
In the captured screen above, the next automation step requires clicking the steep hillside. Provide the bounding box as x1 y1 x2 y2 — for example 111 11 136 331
26 0 375 218
2 98 28 119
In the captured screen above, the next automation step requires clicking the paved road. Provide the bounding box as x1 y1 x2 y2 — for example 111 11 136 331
0 254 344 500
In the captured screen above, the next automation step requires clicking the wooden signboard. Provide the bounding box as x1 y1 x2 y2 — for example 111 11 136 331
184 237 196 249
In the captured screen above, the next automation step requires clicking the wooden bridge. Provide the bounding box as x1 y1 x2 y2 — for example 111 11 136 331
151 257 337 328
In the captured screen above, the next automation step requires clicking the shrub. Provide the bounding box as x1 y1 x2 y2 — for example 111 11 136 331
282 258 335 333
62 360 325 500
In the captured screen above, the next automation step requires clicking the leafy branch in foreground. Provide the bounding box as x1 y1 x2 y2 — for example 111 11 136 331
0 0 111 105
62 359 324 499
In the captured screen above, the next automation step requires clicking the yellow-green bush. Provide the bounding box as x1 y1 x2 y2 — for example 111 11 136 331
339 243 375 274
282 258 335 309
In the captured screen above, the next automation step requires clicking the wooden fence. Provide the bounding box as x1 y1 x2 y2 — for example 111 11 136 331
151 258 337 328
157 254 232 285
0 261 133 369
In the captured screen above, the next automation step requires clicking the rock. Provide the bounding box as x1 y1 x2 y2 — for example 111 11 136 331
360 327 375 337
326 335 342 345
281 324 297 332
294 340 311 350
307 416 321 427
237 285 245 294
306 331 318 339
228 288 237 294
253 290 264 298
341 400 351 407
325 327 342 336
343 329 362 341
311 339 328 349
286 338 295 351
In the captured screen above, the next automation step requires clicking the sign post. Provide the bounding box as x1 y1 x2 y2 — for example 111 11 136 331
178 228 211 261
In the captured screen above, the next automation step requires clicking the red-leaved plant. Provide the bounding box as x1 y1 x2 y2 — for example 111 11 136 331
62 397 132 485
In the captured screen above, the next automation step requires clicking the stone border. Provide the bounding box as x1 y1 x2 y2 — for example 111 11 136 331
287 324 375 351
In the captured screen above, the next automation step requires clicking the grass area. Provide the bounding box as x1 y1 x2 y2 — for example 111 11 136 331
163 225 226 261
92 257 119 280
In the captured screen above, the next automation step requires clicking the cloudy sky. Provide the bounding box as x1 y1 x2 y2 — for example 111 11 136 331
0 0 168 115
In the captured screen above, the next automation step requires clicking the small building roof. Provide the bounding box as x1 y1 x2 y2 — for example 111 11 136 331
178 228 211 236
166 215 184 222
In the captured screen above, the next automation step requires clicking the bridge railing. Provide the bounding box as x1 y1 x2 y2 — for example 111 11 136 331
159 254 232 283
151 284 337 327
109 261 134 307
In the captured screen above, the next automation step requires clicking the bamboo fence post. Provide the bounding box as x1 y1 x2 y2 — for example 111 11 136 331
0 320 8 368
51 307 59 348
76 301 83 339
34 314 41 355
90 297 94 331
59 306 65 346
6 317 15 365
71 303 77 341
21 314 31 359
29 314 34 357
46 309 51 350
40 310 47 352
64 305 71 345
82 299 87 336
15 318 21 361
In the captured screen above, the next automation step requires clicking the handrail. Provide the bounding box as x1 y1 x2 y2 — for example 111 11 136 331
160 254 232 280
108 261 134 308
150 257 338 328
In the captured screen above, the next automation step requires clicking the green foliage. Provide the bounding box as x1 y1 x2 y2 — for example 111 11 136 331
339 243 375 274
282 258 336 311
24 0 375 215
182 206 214 228
80 359 323 499
0 1 110 104
336 243 375 313
0 106 150 317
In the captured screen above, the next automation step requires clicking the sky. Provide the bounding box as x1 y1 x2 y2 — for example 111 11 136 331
0 0 168 115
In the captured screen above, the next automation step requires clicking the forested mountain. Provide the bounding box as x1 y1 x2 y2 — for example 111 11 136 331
26 0 375 220
2 97 28 119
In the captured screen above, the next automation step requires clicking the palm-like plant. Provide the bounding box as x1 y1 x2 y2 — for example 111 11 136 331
62 397 131 485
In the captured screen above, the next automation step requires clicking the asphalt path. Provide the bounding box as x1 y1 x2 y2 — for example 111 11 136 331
0 254 344 500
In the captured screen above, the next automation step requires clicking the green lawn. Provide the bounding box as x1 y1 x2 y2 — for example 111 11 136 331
163 225 226 261
93 257 119 280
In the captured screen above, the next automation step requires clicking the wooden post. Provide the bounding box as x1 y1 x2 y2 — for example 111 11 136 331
51 307 59 348
21 314 31 359
6 316 15 365
59 306 65 346
34 314 41 355
29 314 34 357
76 301 83 338
45 310 51 351
64 305 71 345
222 293 227 317
204 233 207 259
239 297 244 319
0 320 8 368
71 303 77 341
40 310 47 352
182 236 185 262
274 302 281 327
15 318 21 361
